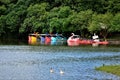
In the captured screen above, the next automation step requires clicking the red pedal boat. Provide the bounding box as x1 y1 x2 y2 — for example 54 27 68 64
67 33 109 46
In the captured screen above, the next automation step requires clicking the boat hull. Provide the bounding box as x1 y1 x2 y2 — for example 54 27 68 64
67 39 109 46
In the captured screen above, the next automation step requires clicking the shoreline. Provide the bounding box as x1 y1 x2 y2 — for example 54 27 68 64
0 38 120 45
96 65 120 76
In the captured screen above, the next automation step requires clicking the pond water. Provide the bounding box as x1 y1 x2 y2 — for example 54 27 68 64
0 45 120 80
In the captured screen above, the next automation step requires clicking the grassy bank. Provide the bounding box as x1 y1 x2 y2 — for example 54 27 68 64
96 65 120 76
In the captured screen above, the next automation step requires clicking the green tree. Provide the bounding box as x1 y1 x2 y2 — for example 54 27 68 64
47 6 73 33
0 0 120 40
88 13 113 40
110 13 120 32
0 15 6 36
0 5 6 15
5 4 27 34
68 10 93 37
0 0 10 15
105 0 120 14
20 3 49 33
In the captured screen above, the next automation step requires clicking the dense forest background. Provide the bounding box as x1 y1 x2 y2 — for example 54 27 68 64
0 0 120 40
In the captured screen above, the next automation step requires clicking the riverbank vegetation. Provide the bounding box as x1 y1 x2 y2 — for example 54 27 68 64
0 0 120 40
96 65 120 76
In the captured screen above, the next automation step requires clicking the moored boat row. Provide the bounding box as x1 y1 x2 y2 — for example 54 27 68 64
28 33 109 46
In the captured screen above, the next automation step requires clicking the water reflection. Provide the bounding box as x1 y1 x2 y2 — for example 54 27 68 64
0 45 120 80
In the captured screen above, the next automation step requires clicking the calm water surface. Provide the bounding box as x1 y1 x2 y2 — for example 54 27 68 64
0 45 120 80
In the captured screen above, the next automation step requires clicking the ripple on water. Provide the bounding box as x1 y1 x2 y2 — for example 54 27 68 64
0 45 120 80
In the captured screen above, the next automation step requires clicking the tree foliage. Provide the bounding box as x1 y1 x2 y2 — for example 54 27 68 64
88 13 113 40
20 3 49 33
110 13 120 32
0 0 120 39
